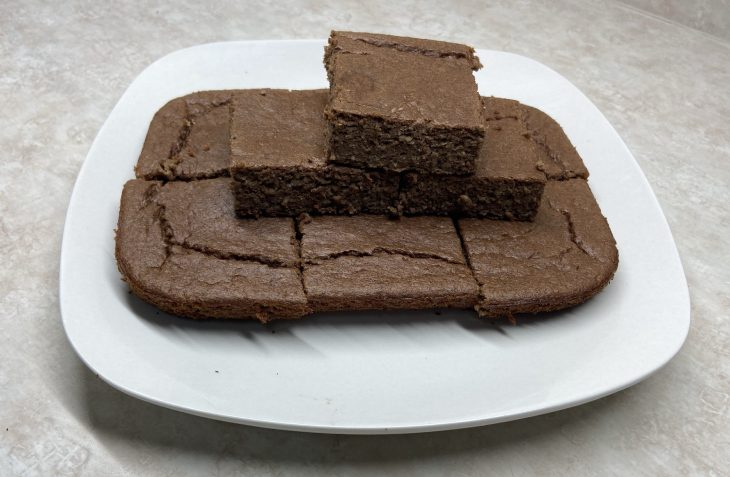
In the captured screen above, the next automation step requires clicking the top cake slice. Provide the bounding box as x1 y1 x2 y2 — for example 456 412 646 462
324 31 485 175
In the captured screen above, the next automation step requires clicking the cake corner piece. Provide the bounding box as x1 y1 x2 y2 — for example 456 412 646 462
135 91 233 181
115 177 310 322
458 178 618 319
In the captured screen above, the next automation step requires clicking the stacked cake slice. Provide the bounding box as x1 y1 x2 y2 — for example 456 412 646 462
117 31 617 322
229 32 546 220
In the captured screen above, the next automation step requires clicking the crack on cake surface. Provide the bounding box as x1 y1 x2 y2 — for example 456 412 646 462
346 37 481 68
147 183 294 269
159 169 230 182
305 246 466 266
293 216 308 298
159 115 193 179
547 200 595 259
484 115 519 122
529 130 575 180
168 241 292 268
142 183 173 269
453 217 483 308
520 109 585 181
159 100 231 180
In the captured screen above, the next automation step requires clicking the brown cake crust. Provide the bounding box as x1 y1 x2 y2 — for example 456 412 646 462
324 31 485 175
135 91 233 181
496 98 589 180
324 31 482 74
115 179 309 321
458 179 618 317
229 89 399 217
300 216 479 311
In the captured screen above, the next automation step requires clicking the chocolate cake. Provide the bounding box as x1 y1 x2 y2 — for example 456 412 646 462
324 31 485 175
120 50 616 322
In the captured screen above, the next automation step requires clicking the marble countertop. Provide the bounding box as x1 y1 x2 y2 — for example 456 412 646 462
2 0 728 475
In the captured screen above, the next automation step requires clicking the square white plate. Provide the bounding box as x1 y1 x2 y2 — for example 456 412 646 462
60 40 689 434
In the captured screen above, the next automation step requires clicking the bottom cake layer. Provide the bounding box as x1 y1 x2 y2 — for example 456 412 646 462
115 178 617 321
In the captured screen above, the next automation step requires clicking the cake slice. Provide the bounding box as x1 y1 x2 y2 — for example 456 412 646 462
300 215 479 311
115 178 309 321
324 31 485 175
459 179 618 317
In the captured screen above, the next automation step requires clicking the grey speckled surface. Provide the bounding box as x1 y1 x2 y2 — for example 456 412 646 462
620 0 730 41
1 1 729 475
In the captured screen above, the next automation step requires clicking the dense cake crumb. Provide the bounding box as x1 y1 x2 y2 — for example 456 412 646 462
399 97 546 219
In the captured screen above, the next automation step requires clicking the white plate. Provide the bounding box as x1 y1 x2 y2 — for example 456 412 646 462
60 40 689 434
